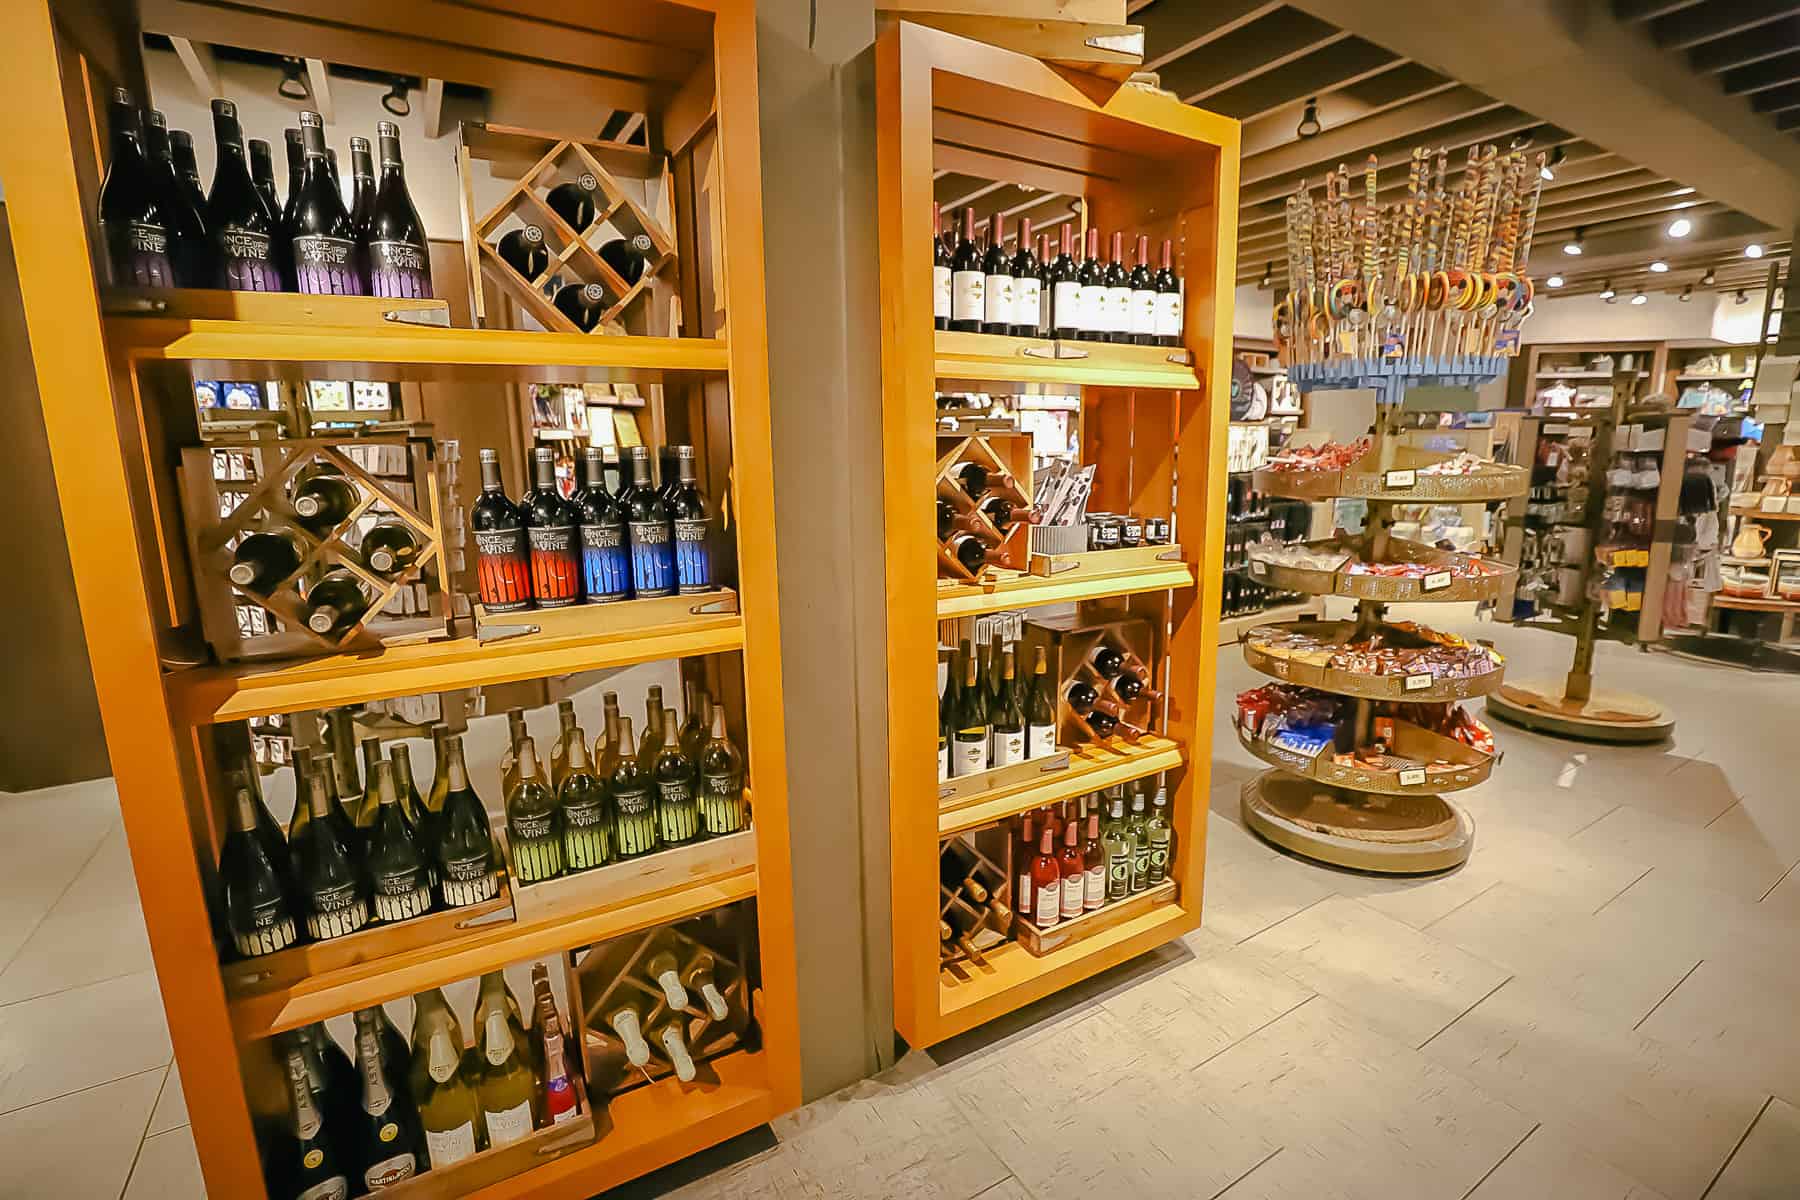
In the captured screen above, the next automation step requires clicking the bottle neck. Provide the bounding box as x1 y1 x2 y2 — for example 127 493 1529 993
480 454 505 493
378 127 404 174
567 736 593 772
533 454 557 493
583 451 605 491
709 706 727 739
484 1009 514 1065
212 109 243 157
446 739 470 791
1019 218 1033 248
230 784 260 834
308 770 333 820
356 1018 391 1109
629 453 653 487
615 717 636 760
285 1046 323 1135
375 761 400 809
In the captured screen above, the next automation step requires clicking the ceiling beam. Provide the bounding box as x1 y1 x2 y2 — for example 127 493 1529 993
1614 0 1704 20
1724 51 1800 95
1203 37 1400 123
1651 0 1800 50
1753 83 1800 112
1137 0 1283 69
1239 86 1499 184
1778 108 1800 129
1159 10 1348 102
1689 18 1800 71
1524 206 1766 276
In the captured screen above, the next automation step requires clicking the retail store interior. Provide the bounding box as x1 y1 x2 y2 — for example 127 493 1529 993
4 0 1800 1197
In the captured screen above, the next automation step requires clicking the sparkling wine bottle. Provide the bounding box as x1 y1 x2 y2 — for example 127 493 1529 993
290 111 363 295
351 1008 423 1189
411 993 484 1168
205 99 279 291
219 770 298 958
367 121 432 299
532 966 580 1125
97 89 174 288
275 1032 352 1200
476 1006 540 1148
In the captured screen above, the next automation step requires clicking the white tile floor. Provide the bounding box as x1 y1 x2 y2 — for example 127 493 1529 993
5 608 1799 1199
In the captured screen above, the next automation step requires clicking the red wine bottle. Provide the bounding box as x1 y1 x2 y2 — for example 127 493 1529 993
96 89 175 288
1048 224 1079 340
1129 234 1157 346
291 112 363 295
932 202 950 331
347 135 376 291
1036 233 1053 337
367 122 433 299
206 100 280 292
1010 216 1041 338
948 206 983 332
472 448 533 613
598 233 654 286
1077 227 1106 343
576 447 631 603
553 282 606 332
1155 238 1183 348
141 110 211 287
546 172 599 232
668 445 712 595
277 128 304 290
619 446 676 597
248 138 281 224
525 447 582 608
1104 231 1131 344
497 225 549 281
169 129 209 218
981 210 1013 335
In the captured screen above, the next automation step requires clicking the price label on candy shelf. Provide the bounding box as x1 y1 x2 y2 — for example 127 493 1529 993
1398 767 1427 787
1383 469 1417 490
1251 559 1268 577
1404 672 1433 692
1422 570 1453 592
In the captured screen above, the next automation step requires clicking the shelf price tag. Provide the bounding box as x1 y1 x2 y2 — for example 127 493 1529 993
1761 495 1787 514
1421 570 1453 592
1397 767 1427 787
1404 672 1434 692
1250 559 1268 578
1383 468 1417 490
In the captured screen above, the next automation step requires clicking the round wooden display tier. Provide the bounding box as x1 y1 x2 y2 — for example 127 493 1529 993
1483 679 1674 744
1249 536 1516 604
1241 770 1474 874
1242 619 1507 702
1252 461 1529 504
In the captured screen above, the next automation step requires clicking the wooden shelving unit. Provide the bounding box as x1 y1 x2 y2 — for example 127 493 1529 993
1 1 800 1196
878 21 1235 1048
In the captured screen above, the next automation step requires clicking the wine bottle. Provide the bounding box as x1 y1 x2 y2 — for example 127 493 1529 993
219 772 298 958
644 948 690 1010
989 649 1026 768
169 126 207 205
1047 223 1079 340
1129 234 1157 346
668 446 713 595
230 529 303 594
1113 667 1158 702
1057 816 1085 920
354 737 385 830
594 701 621 777
1036 233 1054 337
609 716 658 858
284 749 315 840
938 667 952 782
206 100 280 291
1104 231 1132 344
1030 825 1061 927
426 726 451 815
1154 237 1183 347
1089 642 1125 677
1102 793 1131 901
984 630 1006 710
289 112 361 295
552 282 607 332
931 202 951 331
141 110 211 287
159 119 216 286
350 1008 422 1189
1077 227 1106 343
249 137 282 224
366 761 433 922
303 570 369 638
679 682 709 764
497 224 549 282
525 447 581 608
636 701 666 777
292 474 359 537
1146 785 1172 885
619 446 676 598
412 996 483 1169
1014 812 1037 926
368 121 433 299
649 1017 697 1083
296 767 370 940
476 1006 540 1147
949 206 983 332
654 708 700 846
546 172 600 233
361 522 420 577
570 447 631 605
507 738 565 884
946 531 985 575
980 210 1013 335
1128 789 1151 893
275 1032 353 1200
598 233 654 285
499 710 529 801
97 90 175 288
608 1000 651 1069
548 699 579 788
389 742 424 832
476 971 530 1053
951 650 990 778
1082 809 1107 911
682 951 732 1022
532 967 580 1125
279 127 305 290
697 705 747 836
435 735 499 908
1025 646 1057 759
1009 216 1041 337
559 734 612 871
346 136 376 292
472 447 533 613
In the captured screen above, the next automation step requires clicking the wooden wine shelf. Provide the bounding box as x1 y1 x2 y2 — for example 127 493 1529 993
168 613 745 724
105 317 730 383
227 867 757 1041
935 330 1201 391
935 560 1195 619
939 734 1184 835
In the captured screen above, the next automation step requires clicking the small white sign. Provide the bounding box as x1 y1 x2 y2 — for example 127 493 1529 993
1422 570 1453 592
1250 559 1268 577
1761 495 1787 514
1404 672 1433 692
1398 767 1427 787
1384 468 1417 490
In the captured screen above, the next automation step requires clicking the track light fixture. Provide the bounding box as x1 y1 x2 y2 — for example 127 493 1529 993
1746 243 1765 259
1563 227 1585 256
1649 261 1669 273
1667 217 1692 238
1701 268 1717 286
1540 147 1565 182
1598 280 1616 301
1630 292 1648 305
382 78 411 117
1679 285 1694 302
277 56 309 100
1546 274 1565 288
1296 97 1322 139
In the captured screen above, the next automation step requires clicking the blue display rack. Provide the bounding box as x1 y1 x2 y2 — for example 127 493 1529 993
1287 354 1508 406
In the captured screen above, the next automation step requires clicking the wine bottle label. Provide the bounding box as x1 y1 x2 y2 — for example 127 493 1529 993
372 881 432 923
990 728 1026 767
564 814 611 870
484 1099 535 1147
656 779 699 844
1013 278 1042 329
292 235 364 296
933 265 951 318
105 219 175 288
232 913 297 958
1106 845 1130 900
474 529 533 609
700 771 746 835
1034 879 1060 926
295 1177 349 1200
547 1077 580 1123
627 520 677 597
425 1122 478 1168
1027 725 1056 759
510 829 563 883
1106 286 1132 333
217 228 280 292
951 732 987 777
952 269 984 321
1131 289 1158 335
674 517 712 594
511 809 556 841
580 522 631 602
1051 280 1081 332
441 854 498 907
528 524 582 608
1079 284 1106 331
305 886 369 940
1149 839 1170 884
1154 291 1182 337
1060 873 1084 919
983 273 1013 326
368 239 434 300
363 1150 416 1189
1084 863 1106 910
616 809 658 857
1131 844 1151 892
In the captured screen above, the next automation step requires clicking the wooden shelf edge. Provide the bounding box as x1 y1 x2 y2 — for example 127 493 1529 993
228 869 757 1041
170 615 746 724
939 736 1184 835
934 331 1200 390
935 561 1195 619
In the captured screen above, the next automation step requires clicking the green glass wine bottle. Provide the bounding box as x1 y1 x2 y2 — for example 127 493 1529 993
353 736 384 831
388 742 423 832
410 990 485 1168
506 738 564 883
653 706 700 846
433 735 499 908
219 771 298 957
365 761 433 923
609 716 658 858
678 681 709 764
295 766 370 940
548 698 578 789
476 1001 540 1147
558 734 611 871
697 706 747 836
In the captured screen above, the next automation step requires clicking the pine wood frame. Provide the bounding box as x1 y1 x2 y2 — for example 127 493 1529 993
878 20 1238 1048
0 2 800 1196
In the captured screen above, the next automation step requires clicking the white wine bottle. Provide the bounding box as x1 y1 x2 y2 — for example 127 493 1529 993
609 717 658 858
476 1006 540 1147
678 682 709 764
412 993 484 1168
1146 784 1172 885
697 707 746 836
350 1007 421 1189
506 739 564 884
388 742 423 833
643 949 689 1011
608 999 651 1069
219 772 297 957
353 736 384 830
591 692 621 766
498 709 528 800
648 1016 697 1083
365 761 432 923
433 735 498 908
276 1031 352 1200
426 726 451 816
558 735 611 872
549 699 578 788
653 707 699 846
681 951 731 1022
296 767 370 940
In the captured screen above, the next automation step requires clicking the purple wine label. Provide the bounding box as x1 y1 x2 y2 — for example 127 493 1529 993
105 220 174 288
217 228 280 292
367 239 433 300
580 522 631 603
674 517 712 594
627 520 676 597
292 234 364 295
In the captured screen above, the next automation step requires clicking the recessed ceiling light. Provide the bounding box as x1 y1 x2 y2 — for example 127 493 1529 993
1667 217 1693 238
1546 274 1565 288
1649 260 1669 272
1631 292 1648 305
1746 243 1765 258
